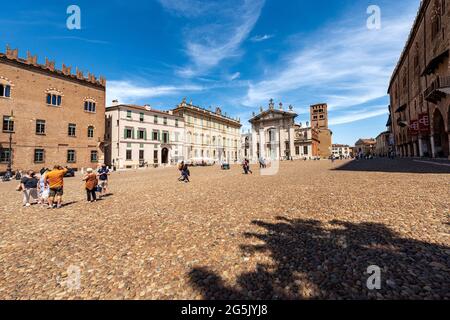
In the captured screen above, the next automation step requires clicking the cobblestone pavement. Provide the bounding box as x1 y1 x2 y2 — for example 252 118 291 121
0 159 449 300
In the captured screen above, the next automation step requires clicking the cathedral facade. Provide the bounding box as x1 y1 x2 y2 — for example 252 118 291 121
247 100 325 162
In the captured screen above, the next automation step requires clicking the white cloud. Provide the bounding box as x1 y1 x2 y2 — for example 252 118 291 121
329 106 388 126
250 34 274 42
164 0 265 77
243 8 417 110
230 72 241 81
157 0 215 18
106 80 203 104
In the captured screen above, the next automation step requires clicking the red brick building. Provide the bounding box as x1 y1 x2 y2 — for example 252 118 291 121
388 0 450 158
0 46 106 173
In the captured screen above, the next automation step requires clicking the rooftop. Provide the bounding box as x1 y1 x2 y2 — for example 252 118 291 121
106 103 184 119
249 99 297 122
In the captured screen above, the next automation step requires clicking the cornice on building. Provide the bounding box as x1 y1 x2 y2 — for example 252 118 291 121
106 104 184 119
173 99 242 128
249 99 297 123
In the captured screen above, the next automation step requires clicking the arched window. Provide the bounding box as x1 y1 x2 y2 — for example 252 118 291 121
0 78 12 98
84 98 97 113
45 89 63 106
87 126 94 138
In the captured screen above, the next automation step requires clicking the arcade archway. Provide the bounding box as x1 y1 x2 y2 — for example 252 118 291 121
432 108 449 158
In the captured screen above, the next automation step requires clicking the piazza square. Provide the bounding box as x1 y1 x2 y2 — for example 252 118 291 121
0 159 448 300
0 0 449 307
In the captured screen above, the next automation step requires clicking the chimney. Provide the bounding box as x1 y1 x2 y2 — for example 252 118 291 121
111 100 119 106
168 110 173 115
144 104 152 111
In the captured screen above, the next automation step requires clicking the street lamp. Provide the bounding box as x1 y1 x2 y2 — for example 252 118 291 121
6 111 14 177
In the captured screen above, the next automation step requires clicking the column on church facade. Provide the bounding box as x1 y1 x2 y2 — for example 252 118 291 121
259 128 266 159
274 128 281 160
289 127 296 160
251 129 258 162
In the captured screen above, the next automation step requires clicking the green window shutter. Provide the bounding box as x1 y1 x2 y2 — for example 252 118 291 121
124 129 127 139
157 131 161 142
132 129 135 139
144 129 147 140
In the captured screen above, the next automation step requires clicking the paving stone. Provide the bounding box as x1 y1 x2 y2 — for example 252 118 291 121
0 159 448 300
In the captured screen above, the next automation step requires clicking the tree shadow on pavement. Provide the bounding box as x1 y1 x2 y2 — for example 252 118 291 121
333 159 450 174
188 217 449 300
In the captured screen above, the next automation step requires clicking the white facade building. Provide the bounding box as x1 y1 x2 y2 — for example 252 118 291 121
249 100 297 162
105 104 185 169
332 144 352 159
172 99 242 163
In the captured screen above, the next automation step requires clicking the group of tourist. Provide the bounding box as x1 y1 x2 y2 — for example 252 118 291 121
18 164 110 208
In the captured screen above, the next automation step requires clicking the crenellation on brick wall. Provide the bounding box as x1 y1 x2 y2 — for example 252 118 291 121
26 51 38 66
0 45 106 88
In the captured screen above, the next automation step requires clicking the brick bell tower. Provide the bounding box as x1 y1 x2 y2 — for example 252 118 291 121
310 103 332 158
310 103 328 129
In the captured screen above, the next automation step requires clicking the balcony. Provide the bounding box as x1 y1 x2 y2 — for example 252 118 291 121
424 76 450 104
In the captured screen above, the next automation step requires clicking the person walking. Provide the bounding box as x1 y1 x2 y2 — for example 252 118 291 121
83 168 98 203
178 161 185 181
45 165 68 209
181 163 190 183
97 164 110 198
242 159 249 174
245 158 253 174
21 170 39 207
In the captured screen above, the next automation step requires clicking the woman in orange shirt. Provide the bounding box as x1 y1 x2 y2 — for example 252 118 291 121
82 168 98 203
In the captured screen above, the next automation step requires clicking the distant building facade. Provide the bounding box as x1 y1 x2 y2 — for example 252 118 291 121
332 144 351 159
294 123 320 159
355 139 376 156
0 46 106 173
172 99 242 163
388 0 449 158
310 103 333 158
375 132 391 157
241 131 252 160
105 103 185 169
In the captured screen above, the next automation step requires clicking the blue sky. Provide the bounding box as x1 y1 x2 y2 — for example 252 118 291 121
0 0 421 145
